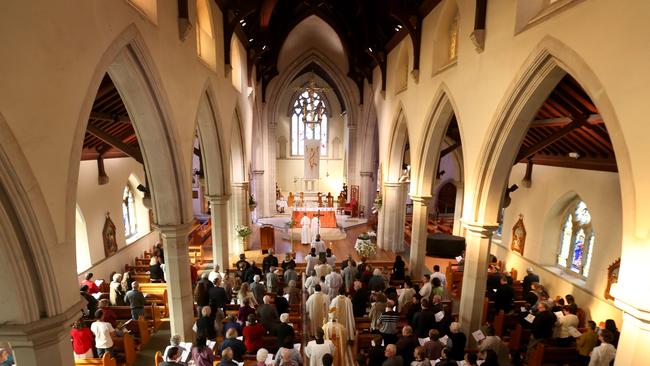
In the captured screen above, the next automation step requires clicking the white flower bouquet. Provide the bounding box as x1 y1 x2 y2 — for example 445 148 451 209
355 232 377 257
235 224 252 238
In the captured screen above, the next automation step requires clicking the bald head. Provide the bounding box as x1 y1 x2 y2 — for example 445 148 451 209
385 344 396 358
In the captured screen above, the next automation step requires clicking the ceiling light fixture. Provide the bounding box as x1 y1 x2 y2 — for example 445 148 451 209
568 151 581 159
249 38 253 43
368 47 373 53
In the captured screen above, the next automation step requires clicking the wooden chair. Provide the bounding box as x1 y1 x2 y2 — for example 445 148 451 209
154 351 163 366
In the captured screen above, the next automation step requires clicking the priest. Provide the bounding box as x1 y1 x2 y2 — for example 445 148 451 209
300 213 311 245
305 284 330 337
329 287 356 341
323 310 355 366
310 214 320 241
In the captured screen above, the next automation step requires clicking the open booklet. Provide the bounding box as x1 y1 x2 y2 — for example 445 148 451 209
525 314 536 323
439 335 449 346
418 337 430 346
434 311 445 322
472 329 486 343
179 342 192 363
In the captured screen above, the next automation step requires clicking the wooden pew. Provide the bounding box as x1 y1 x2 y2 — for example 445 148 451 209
74 353 117 366
527 343 580 366
138 283 168 315
106 303 163 331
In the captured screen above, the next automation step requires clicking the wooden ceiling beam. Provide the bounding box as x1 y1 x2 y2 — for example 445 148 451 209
530 114 602 127
516 119 585 161
439 141 461 158
86 122 143 164
521 154 618 172
89 111 131 124
558 80 598 114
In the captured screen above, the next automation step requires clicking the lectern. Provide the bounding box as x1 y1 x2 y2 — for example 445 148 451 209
260 225 275 254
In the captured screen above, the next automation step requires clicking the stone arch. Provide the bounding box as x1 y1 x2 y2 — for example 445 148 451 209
267 49 359 126
413 85 464 196
195 85 229 197
230 108 247 183
0 113 61 324
67 25 191 236
386 107 411 183
471 36 633 237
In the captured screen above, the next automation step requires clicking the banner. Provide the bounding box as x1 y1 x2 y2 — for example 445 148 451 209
304 139 320 179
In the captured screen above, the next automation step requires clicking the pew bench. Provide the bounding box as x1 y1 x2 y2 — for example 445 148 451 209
74 353 117 366
527 343 580 366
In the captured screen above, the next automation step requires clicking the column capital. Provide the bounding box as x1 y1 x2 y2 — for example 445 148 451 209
206 194 231 204
252 170 264 176
461 220 499 238
384 181 408 188
0 300 83 346
154 222 193 238
231 181 250 189
410 194 434 206
360 171 374 177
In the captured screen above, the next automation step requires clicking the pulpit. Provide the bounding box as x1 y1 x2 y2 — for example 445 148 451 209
260 225 275 254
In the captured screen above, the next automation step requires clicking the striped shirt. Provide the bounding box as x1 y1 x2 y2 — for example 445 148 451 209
378 311 400 334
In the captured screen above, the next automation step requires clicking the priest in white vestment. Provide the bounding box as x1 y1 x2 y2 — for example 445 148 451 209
300 213 311 245
310 216 320 241
325 269 343 300
329 289 356 341
314 258 332 279
311 234 327 254
305 284 330 337
322 311 355 366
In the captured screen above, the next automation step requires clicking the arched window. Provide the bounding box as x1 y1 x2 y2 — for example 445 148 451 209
291 89 328 156
557 200 594 277
122 185 137 238
448 10 459 61
75 205 91 274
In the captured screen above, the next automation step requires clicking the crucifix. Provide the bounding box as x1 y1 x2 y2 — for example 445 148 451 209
312 209 325 237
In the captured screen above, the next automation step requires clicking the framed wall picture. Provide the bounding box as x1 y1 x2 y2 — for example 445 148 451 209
511 214 526 255
102 212 118 257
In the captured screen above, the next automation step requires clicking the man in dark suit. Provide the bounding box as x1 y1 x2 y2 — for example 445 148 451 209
195 306 216 340
256 295 280 335
208 277 228 318
262 248 279 273
412 298 436 338
494 275 514 313
522 267 540 294
276 313 295 347
396 326 420 365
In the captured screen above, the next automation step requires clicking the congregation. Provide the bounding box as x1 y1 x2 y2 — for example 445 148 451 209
71 240 618 366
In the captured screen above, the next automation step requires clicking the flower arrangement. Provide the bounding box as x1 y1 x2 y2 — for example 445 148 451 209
286 218 297 228
374 194 383 208
235 224 252 238
355 232 377 257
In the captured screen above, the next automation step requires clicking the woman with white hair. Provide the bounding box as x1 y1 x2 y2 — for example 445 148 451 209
109 273 125 306
368 268 386 292
447 322 467 361
255 348 270 366
163 334 189 363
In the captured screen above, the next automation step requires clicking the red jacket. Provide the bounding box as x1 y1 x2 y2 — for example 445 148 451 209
82 279 100 294
70 327 94 354
243 323 266 351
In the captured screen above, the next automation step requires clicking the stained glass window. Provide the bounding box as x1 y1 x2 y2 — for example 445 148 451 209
291 89 328 156
557 200 594 277
122 186 137 238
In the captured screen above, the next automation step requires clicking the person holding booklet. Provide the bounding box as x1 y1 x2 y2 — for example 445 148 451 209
477 326 511 366
555 305 579 346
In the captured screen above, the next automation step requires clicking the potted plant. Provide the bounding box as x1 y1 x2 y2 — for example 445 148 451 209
249 194 257 210
373 194 383 211
355 232 377 257
235 224 253 250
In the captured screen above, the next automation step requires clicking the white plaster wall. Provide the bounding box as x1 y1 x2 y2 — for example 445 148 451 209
76 158 151 267
492 163 622 324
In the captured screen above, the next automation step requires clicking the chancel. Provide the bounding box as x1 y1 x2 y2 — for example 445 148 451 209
1 1 649 365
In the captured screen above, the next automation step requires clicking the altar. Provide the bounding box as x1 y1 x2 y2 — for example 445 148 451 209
292 207 337 228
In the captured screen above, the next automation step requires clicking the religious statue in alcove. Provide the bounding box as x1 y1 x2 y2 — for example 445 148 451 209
102 211 118 257
604 258 620 301
511 214 526 255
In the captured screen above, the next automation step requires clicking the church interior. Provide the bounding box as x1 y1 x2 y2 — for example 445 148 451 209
0 0 648 365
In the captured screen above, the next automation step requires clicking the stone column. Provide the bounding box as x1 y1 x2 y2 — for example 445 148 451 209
346 121 358 188
359 171 375 217
207 195 230 270
230 182 249 253
158 223 194 340
409 195 433 279
0 302 81 366
453 181 464 235
252 170 265 221
614 312 650 365
458 221 498 343
378 181 408 252
266 121 277 218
